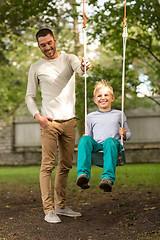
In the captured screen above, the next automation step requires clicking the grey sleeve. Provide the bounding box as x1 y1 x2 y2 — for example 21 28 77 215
87 115 93 137
123 114 132 141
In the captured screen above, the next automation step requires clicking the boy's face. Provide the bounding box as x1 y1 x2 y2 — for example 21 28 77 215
94 87 115 112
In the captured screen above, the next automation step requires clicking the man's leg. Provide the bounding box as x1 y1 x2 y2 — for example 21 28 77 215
54 118 81 217
40 121 58 215
54 118 77 209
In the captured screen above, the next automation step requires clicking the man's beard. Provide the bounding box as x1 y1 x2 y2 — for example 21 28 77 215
44 47 56 59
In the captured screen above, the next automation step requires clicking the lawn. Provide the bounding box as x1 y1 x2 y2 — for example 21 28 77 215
0 163 159 190
0 163 159 240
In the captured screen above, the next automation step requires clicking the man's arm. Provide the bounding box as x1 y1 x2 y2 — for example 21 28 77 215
26 65 54 128
68 54 91 75
25 65 39 117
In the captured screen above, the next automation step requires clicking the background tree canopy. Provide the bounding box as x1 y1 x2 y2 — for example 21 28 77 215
87 0 160 95
0 0 159 134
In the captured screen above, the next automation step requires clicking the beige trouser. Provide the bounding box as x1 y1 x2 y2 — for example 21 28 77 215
40 118 77 215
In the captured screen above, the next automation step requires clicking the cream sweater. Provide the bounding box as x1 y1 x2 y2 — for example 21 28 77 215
25 53 84 120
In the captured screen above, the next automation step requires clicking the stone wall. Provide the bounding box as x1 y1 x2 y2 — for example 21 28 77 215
0 120 12 154
0 107 160 165
0 119 41 165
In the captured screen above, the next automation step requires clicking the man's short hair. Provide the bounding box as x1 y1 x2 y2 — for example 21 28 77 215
36 28 54 42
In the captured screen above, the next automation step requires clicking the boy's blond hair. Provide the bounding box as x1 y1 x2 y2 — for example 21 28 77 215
93 80 114 97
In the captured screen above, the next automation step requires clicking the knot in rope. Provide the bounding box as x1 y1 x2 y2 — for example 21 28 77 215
123 17 127 27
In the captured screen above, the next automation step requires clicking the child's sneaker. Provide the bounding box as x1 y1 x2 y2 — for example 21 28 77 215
76 174 90 189
99 178 112 192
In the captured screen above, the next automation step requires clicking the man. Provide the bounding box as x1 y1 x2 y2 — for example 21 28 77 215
25 28 91 223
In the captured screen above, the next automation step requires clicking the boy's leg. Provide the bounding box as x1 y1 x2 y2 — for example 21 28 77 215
101 138 122 184
77 136 101 180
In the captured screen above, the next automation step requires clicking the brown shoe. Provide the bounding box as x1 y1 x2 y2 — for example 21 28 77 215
76 174 90 189
99 178 112 192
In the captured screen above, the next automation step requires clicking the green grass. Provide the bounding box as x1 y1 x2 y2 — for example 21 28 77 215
0 166 40 190
115 163 160 190
0 163 159 191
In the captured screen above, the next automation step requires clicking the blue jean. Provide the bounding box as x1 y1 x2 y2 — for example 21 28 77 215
77 136 123 184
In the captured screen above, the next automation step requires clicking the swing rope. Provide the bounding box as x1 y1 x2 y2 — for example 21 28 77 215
83 0 128 146
121 0 128 146
83 0 88 135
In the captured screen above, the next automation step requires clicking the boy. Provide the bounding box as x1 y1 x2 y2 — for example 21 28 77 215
76 80 131 192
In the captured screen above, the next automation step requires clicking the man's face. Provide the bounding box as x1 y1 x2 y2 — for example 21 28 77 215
94 87 114 112
38 34 57 60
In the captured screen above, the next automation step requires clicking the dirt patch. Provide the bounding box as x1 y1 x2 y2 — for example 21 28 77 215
0 184 159 240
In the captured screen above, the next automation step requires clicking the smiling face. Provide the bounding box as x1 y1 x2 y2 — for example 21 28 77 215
38 34 58 60
94 86 115 112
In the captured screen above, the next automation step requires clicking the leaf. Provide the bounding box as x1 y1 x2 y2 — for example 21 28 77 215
144 206 157 211
5 205 10 208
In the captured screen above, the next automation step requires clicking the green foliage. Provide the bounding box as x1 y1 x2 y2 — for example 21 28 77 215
0 0 58 29
0 0 81 122
0 0 159 133
75 0 160 134
0 29 42 121
0 65 26 121
88 0 160 95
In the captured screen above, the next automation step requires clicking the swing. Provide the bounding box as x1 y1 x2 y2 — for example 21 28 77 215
91 148 126 168
83 0 128 168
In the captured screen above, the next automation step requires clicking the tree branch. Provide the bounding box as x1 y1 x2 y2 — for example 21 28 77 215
130 38 160 63
143 57 157 72
137 92 160 106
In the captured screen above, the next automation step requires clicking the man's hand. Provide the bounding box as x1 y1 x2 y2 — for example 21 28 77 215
34 113 54 128
119 127 127 140
81 57 91 72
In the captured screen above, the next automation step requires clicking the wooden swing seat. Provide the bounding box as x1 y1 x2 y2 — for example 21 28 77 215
92 148 126 168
